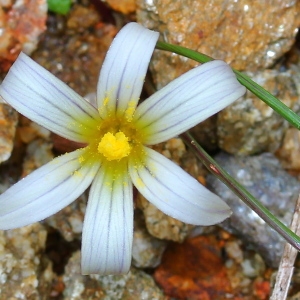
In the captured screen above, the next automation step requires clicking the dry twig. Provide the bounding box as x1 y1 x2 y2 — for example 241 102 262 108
270 194 300 300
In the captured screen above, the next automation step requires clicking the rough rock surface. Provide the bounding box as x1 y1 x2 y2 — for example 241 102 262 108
217 68 300 155
137 0 300 88
0 0 47 72
0 224 56 299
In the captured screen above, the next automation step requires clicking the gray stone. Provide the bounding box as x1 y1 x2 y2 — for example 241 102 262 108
207 152 299 267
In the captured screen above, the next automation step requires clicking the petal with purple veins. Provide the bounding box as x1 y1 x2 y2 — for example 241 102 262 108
81 165 133 275
0 52 100 143
134 60 246 145
97 23 159 119
0 148 100 230
129 146 231 225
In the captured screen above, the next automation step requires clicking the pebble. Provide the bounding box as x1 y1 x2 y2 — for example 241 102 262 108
276 127 300 171
0 103 18 163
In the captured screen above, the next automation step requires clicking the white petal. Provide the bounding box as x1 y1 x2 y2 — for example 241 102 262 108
134 60 246 144
97 23 159 118
81 166 133 275
0 149 100 229
129 147 231 225
0 52 100 143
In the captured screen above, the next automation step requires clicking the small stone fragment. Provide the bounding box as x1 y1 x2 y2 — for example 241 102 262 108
276 127 300 171
18 116 51 144
0 103 18 163
225 240 244 264
241 254 266 278
67 4 99 31
207 152 299 267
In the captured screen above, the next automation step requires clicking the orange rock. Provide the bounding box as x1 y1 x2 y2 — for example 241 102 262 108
0 0 47 71
105 0 136 14
253 280 270 300
154 235 233 299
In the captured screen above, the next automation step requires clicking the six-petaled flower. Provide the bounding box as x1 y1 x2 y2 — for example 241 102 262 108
0 23 246 275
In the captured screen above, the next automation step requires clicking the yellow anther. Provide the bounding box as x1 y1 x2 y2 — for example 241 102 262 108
98 131 131 161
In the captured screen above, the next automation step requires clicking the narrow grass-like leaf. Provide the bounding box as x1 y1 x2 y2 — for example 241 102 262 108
47 0 72 15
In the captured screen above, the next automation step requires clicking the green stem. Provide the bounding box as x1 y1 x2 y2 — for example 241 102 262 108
156 41 300 130
181 132 300 251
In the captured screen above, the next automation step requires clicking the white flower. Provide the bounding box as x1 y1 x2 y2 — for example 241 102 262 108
0 23 245 274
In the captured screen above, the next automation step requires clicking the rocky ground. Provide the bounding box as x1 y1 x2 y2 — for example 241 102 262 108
0 0 299 299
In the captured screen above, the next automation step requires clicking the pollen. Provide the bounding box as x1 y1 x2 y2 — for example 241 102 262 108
125 100 136 122
78 156 85 163
98 131 131 161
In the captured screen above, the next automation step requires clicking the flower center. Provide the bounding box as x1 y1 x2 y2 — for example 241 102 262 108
97 131 131 161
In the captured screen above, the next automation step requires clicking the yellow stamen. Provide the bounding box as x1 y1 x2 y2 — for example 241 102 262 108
98 131 131 161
